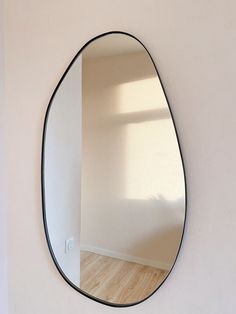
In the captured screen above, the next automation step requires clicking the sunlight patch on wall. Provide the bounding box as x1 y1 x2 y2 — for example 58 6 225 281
125 119 184 202
117 77 167 114
116 78 184 203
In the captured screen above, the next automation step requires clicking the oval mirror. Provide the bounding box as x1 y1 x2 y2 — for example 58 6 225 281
42 32 186 307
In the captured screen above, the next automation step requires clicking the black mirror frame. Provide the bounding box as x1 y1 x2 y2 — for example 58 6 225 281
41 30 187 308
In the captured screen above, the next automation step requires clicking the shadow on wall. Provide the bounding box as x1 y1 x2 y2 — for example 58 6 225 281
108 196 184 259
81 196 185 268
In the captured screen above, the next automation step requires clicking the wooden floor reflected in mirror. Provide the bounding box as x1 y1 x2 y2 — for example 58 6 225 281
80 250 168 304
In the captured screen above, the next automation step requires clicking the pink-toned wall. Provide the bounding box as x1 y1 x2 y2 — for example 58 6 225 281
0 1 8 313
2 0 236 313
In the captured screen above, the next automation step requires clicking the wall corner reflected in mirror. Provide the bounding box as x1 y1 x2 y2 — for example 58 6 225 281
41 31 187 307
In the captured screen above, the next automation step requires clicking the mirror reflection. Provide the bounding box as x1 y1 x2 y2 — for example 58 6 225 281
42 33 186 306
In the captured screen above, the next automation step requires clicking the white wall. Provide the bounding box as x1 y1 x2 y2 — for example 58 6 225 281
0 0 8 313
2 0 236 314
81 51 185 270
44 55 82 286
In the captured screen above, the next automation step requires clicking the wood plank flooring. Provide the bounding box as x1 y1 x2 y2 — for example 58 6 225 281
80 250 168 304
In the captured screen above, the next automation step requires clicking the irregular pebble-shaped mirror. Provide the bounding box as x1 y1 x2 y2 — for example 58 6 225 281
42 32 186 307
